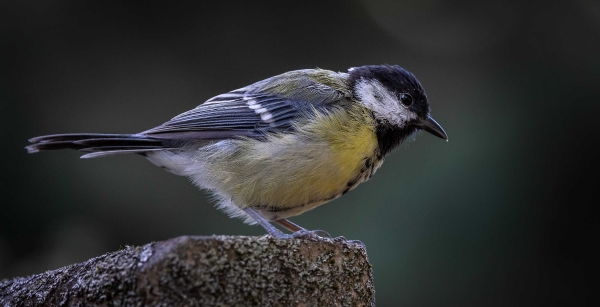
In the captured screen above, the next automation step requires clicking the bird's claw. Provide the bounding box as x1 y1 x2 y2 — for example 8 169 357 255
269 229 331 240
292 229 331 239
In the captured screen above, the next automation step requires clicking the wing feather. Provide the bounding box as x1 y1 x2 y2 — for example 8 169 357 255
142 69 351 140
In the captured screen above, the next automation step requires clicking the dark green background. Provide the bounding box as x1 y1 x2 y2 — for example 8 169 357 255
1 0 597 305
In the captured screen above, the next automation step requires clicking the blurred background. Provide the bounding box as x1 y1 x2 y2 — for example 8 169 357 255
1 0 597 305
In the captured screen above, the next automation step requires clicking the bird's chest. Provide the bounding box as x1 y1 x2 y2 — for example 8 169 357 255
233 105 384 219
344 153 384 193
256 151 384 221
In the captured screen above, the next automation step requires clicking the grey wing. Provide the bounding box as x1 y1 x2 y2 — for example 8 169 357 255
142 70 350 140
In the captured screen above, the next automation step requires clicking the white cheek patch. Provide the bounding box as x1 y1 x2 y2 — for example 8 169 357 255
355 79 418 126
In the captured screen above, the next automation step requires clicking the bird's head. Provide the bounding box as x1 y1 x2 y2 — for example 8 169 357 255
348 65 447 154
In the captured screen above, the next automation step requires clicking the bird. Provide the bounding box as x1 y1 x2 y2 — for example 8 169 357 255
26 64 447 239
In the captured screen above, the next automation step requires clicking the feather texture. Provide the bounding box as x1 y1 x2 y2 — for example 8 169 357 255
26 133 171 157
142 69 352 139
26 66 440 229
27 68 384 222
145 104 380 223
27 69 353 159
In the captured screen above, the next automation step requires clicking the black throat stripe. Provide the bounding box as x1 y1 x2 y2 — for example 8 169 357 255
375 119 419 156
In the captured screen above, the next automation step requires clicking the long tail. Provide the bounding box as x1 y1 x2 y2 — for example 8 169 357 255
26 133 175 159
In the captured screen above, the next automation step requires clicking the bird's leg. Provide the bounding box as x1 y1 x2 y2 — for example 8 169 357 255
244 208 329 239
274 219 304 232
275 219 332 238
243 207 290 239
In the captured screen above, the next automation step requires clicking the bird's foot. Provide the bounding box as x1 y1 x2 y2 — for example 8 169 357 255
243 208 332 240
292 229 331 239
269 229 331 240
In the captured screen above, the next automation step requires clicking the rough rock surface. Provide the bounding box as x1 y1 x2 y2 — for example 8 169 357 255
0 235 375 306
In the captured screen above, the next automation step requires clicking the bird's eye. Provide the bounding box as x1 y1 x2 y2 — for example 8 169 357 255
400 93 413 106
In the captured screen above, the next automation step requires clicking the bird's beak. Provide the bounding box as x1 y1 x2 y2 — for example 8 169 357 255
420 116 448 141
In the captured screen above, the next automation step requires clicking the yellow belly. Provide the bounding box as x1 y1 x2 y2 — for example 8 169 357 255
202 105 378 219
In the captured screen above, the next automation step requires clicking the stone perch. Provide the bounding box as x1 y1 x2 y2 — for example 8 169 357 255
0 235 375 306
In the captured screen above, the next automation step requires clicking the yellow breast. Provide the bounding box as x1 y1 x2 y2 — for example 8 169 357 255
205 105 379 219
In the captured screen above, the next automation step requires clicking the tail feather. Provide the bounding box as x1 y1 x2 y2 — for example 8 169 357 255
29 133 133 143
26 140 86 152
73 137 163 147
80 148 169 159
79 145 166 152
26 133 173 158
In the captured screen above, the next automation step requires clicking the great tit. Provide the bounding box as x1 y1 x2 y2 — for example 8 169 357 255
27 65 447 239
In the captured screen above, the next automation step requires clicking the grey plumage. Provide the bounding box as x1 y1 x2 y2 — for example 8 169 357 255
27 69 351 158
